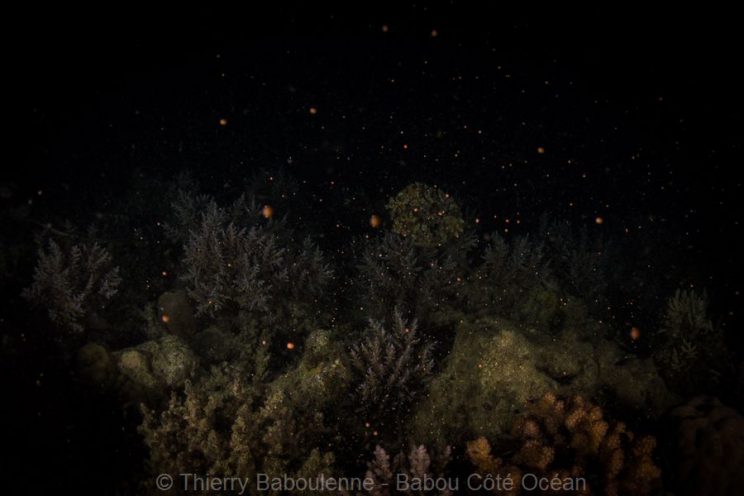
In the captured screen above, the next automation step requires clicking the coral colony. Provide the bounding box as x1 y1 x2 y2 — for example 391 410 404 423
4 5 743 496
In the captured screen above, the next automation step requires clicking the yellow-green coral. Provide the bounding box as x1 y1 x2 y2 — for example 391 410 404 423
387 183 464 247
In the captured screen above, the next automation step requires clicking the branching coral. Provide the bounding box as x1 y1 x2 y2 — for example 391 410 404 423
356 231 472 322
23 238 121 332
470 232 568 332
349 314 435 440
364 444 453 496
387 183 465 248
467 393 661 495
180 197 330 320
653 289 731 395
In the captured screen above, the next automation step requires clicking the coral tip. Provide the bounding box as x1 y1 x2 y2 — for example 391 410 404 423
369 214 382 229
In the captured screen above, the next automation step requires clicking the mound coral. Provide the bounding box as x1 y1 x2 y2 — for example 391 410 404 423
387 183 464 248
413 319 674 447
467 393 661 496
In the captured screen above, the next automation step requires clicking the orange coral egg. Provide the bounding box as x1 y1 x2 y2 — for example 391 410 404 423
262 205 274 219
161 314 170 324
286 341 295 350
369 214 382 228
630 326 641 341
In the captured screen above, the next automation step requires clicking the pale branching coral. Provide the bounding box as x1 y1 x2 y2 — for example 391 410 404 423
181 198 330 320
364 444 453 496
387 183 464 248
350 314 435 438
23 239 121 332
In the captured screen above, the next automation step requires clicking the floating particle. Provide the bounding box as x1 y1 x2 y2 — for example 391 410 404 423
595 216 604 225
381 24 389 33
218 118 228 127
262 205 274 219
431 29 438 37
537 146 545 154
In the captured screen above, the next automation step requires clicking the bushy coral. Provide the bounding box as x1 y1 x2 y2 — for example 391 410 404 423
538 218 611 313
356 231 473 323
139 329 346 494
139 360 338 495
654 289 731 395
180 197 330 321
350 314 435 441
387 183 465 248
469 233 574 333
467 393 661 496
23 238 121 333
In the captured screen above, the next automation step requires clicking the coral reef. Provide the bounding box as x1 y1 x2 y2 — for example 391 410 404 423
664 396 744 496
22 238 121 333
350 314 435 440
467 393 662 495
17 168 735 496
386 183 465 248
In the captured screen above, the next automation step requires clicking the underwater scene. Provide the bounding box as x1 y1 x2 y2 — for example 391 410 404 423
4 5 743 496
